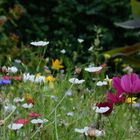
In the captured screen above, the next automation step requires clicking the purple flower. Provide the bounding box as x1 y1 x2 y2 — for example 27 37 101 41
0 79 11 85
113 73 140 94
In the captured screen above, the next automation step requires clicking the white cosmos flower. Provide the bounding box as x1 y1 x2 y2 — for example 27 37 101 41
8 123 23 130
96 81 107 86
31 119 48 124
69 78 85 84
30 41 49 46
13 97 24 103
85 66 102 73
77 38 84 43
95 107 110 113
8 66 18 73
4 104 16 112
75 127 89 135
22 103 33 109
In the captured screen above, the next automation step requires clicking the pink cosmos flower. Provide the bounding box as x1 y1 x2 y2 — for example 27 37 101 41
113 73 140 94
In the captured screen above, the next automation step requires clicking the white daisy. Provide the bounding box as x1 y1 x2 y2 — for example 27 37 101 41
30 41 49 46
69 78 85 84
31 119 48 124
22 103 33 109
8 123 23 130
85 66 102 73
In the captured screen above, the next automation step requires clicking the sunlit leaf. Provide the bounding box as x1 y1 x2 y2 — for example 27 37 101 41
103 42 140 57
114 18 140 29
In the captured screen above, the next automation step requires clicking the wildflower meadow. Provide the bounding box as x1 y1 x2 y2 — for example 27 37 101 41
1 0 140 140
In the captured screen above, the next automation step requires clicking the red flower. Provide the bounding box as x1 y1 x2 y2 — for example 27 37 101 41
15 119 29 125
29 112 42 118
96 102 113 116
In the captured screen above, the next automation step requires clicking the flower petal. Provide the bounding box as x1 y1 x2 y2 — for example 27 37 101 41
132 79 140 93
121 75 132 93
112 77 124 93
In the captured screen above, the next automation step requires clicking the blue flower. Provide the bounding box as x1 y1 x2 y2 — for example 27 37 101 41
0 79 11 85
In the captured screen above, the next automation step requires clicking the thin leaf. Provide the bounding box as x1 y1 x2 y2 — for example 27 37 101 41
114 18 140 29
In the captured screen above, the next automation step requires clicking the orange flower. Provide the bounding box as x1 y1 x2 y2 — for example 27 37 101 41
52 59 64 70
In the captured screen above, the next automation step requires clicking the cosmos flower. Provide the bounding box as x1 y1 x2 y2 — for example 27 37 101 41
69 78 85 84
107 92 126 105
52 59 64 70
30 41 49 46
95 102 113 115
113 73 140 94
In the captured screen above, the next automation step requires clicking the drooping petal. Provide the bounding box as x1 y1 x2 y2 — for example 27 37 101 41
112 77 124 93
121 75 132 93
132 79 140 93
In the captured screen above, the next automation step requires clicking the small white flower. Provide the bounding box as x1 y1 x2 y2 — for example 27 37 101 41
75 127 89 134
50 95 57 101
22 103 33 109
8 123 23 130
14 59 21 64
67 112 74 117
30 41 49 46
96 81 107 86
8 66 18 73
69 78 85 84
13 97 24 103
123 66 133 74
95 107 109 113
31 119 48 124
77 38 84 43
95 129 105 137
65 89 73 96
4 104 16 112
88 46 94 51
60 49 66 54
85 66 102 73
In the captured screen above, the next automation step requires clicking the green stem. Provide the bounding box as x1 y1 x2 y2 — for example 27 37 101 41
55 109 59 140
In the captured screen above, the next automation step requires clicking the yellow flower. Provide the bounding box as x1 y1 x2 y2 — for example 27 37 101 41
126 97 137 104
52 59 64 70
45 76 55 82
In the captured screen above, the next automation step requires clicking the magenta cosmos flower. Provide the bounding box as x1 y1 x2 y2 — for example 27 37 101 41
113 73 140 95
107 92 126 105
